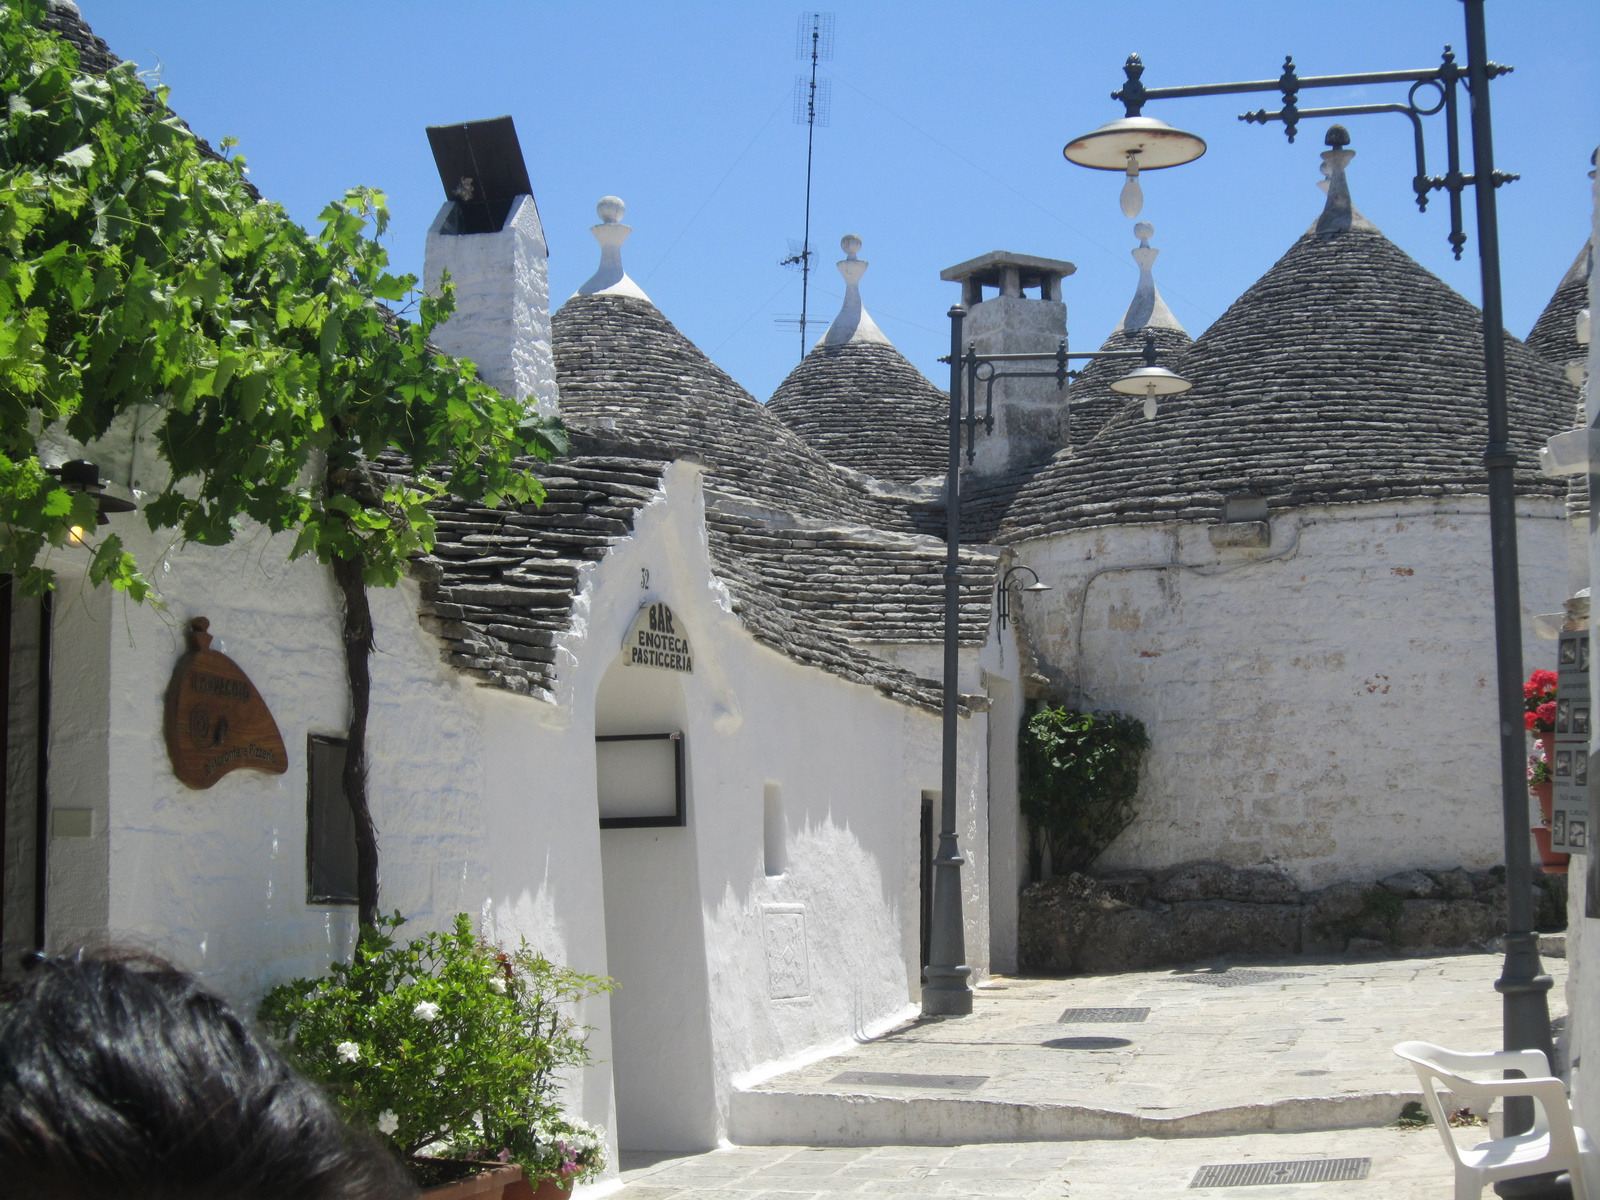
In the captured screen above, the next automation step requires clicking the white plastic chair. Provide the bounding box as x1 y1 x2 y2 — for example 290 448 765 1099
1394 1040 1599 1200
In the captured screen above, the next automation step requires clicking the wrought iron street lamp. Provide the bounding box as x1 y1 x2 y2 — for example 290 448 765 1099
1063 2 1553 1172
923 312 1189 1018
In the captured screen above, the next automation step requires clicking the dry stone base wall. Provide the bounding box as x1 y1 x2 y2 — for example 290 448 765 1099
1018 861 1567 974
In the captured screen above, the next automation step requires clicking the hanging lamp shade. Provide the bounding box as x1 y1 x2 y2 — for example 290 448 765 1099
1112 364 1192 422
1110 365 1192 396
1062 116 1207 171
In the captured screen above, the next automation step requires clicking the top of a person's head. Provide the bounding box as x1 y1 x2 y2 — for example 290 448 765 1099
0 949 414 1200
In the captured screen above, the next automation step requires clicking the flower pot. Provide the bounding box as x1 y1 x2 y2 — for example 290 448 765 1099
528 1173 574 1200
417 1161 529 1200
1532 825 1570 875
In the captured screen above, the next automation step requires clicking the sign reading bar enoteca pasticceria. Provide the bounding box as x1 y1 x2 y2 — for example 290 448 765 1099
624 602 694 673
164 616 289 789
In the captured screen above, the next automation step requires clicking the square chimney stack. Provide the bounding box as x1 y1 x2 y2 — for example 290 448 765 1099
422 116 556 416
940 251 1075 475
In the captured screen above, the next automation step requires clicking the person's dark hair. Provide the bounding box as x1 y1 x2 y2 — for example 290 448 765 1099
0 949 415 1200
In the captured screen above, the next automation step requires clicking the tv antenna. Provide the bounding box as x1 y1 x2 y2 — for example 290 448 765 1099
780 12 834 360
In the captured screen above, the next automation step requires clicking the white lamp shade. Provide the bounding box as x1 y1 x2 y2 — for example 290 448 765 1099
1063 116 1207 171
1110 365 1193 396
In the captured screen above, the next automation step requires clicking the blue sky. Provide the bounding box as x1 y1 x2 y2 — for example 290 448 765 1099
83 2 1597 403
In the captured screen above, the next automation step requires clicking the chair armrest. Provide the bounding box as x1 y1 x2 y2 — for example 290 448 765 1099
1395 1041 1550 1079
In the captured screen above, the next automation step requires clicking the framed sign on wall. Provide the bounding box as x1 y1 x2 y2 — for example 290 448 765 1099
596 731 685 828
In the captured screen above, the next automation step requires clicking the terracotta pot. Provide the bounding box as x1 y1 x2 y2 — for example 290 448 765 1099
419 1162 528 1200
1532 825 1570 875
1532 780 1555 825
528 1173 574 1200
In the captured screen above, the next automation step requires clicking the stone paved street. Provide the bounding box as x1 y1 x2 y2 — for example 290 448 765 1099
606 951 1569 1199
616 1127 1456 1199
732 951 1567 1144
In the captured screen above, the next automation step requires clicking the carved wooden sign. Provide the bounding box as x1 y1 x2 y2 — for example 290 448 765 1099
164 617 288 789
623 602 694 673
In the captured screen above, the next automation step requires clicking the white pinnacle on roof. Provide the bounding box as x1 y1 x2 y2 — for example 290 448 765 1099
819 234 891 347
575 196 651 301
1113 222 1186 335
1308 126 1378 236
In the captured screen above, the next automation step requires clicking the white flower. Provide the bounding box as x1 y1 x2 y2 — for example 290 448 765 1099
377 1111 399 1136
336 1041 361 1063
487 976 507 994
413 1000 441 1022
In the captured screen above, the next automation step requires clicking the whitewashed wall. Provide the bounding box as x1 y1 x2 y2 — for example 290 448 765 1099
37 458 974 1162
1011 498 1568 889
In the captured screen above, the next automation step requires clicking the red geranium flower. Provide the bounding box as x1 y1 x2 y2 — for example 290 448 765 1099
1538 701 1558 725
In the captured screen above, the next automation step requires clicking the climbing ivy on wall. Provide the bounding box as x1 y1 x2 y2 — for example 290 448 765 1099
1019 707 1150 879
0 0 565 930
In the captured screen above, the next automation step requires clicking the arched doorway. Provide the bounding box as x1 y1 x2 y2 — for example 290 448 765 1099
594 648 718 1150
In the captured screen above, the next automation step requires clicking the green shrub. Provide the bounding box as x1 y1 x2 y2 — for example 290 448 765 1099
258 913 611 1185
1019 707 1149 877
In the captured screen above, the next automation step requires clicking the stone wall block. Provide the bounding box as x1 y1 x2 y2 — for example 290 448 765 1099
1380 869 1439 899
1394 899 1504 947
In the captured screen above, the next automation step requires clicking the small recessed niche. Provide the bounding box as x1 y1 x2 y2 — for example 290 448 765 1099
50 808 93 839
1222 493 1268 523
763 782 786 877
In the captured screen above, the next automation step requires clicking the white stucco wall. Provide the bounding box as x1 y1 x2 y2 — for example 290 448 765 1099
36 457 975 1160
1010 498 1568 888
423 194 557 416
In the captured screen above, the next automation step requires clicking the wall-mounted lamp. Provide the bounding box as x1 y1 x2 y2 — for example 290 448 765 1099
45 460 136 527
998 565 1051 630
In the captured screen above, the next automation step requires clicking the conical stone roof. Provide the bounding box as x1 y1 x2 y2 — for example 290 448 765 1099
768 343 948 486
767 236 949 487
1526 240 1592 373
1000 223 1577 541
555 292 906 527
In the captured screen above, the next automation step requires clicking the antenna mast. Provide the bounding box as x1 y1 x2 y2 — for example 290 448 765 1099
780 13 834 360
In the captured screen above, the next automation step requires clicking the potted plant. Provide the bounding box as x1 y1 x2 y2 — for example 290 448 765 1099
259 914 611 1198
1525 669 1568 874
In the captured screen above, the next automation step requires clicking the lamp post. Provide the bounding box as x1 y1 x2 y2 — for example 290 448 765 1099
924 312 1189 1018
1063 2 1552 1171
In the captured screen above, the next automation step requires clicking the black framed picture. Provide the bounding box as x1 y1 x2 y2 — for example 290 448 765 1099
596 732 686 829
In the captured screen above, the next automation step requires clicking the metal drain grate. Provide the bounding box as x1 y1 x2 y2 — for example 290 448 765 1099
1060 1006 1150 1023
1043 1036 1133 1050
829 1071 988 1091
1173 969 1309 988
1190 1158 1370 1188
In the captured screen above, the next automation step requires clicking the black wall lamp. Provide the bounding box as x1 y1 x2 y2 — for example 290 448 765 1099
998 566 1051 631
45 460 136 526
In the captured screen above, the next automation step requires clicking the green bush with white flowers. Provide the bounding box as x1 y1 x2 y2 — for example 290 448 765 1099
259 913 611 1185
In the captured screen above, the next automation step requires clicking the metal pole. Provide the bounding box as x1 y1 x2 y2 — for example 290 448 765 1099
924 304 973 1017
1460 0 1554 1154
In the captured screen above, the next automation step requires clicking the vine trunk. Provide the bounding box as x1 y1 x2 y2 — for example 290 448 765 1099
332 553 380 932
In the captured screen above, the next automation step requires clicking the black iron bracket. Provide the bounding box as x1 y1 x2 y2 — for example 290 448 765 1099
937 333 1163 463
1113 47 1517 259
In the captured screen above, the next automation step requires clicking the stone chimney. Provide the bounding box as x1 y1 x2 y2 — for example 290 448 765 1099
421 117 556 416
940 250 1076 475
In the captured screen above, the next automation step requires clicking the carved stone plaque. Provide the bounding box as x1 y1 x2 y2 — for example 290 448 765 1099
164 617 288 789
623 602 693 673
762 905 809 1000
